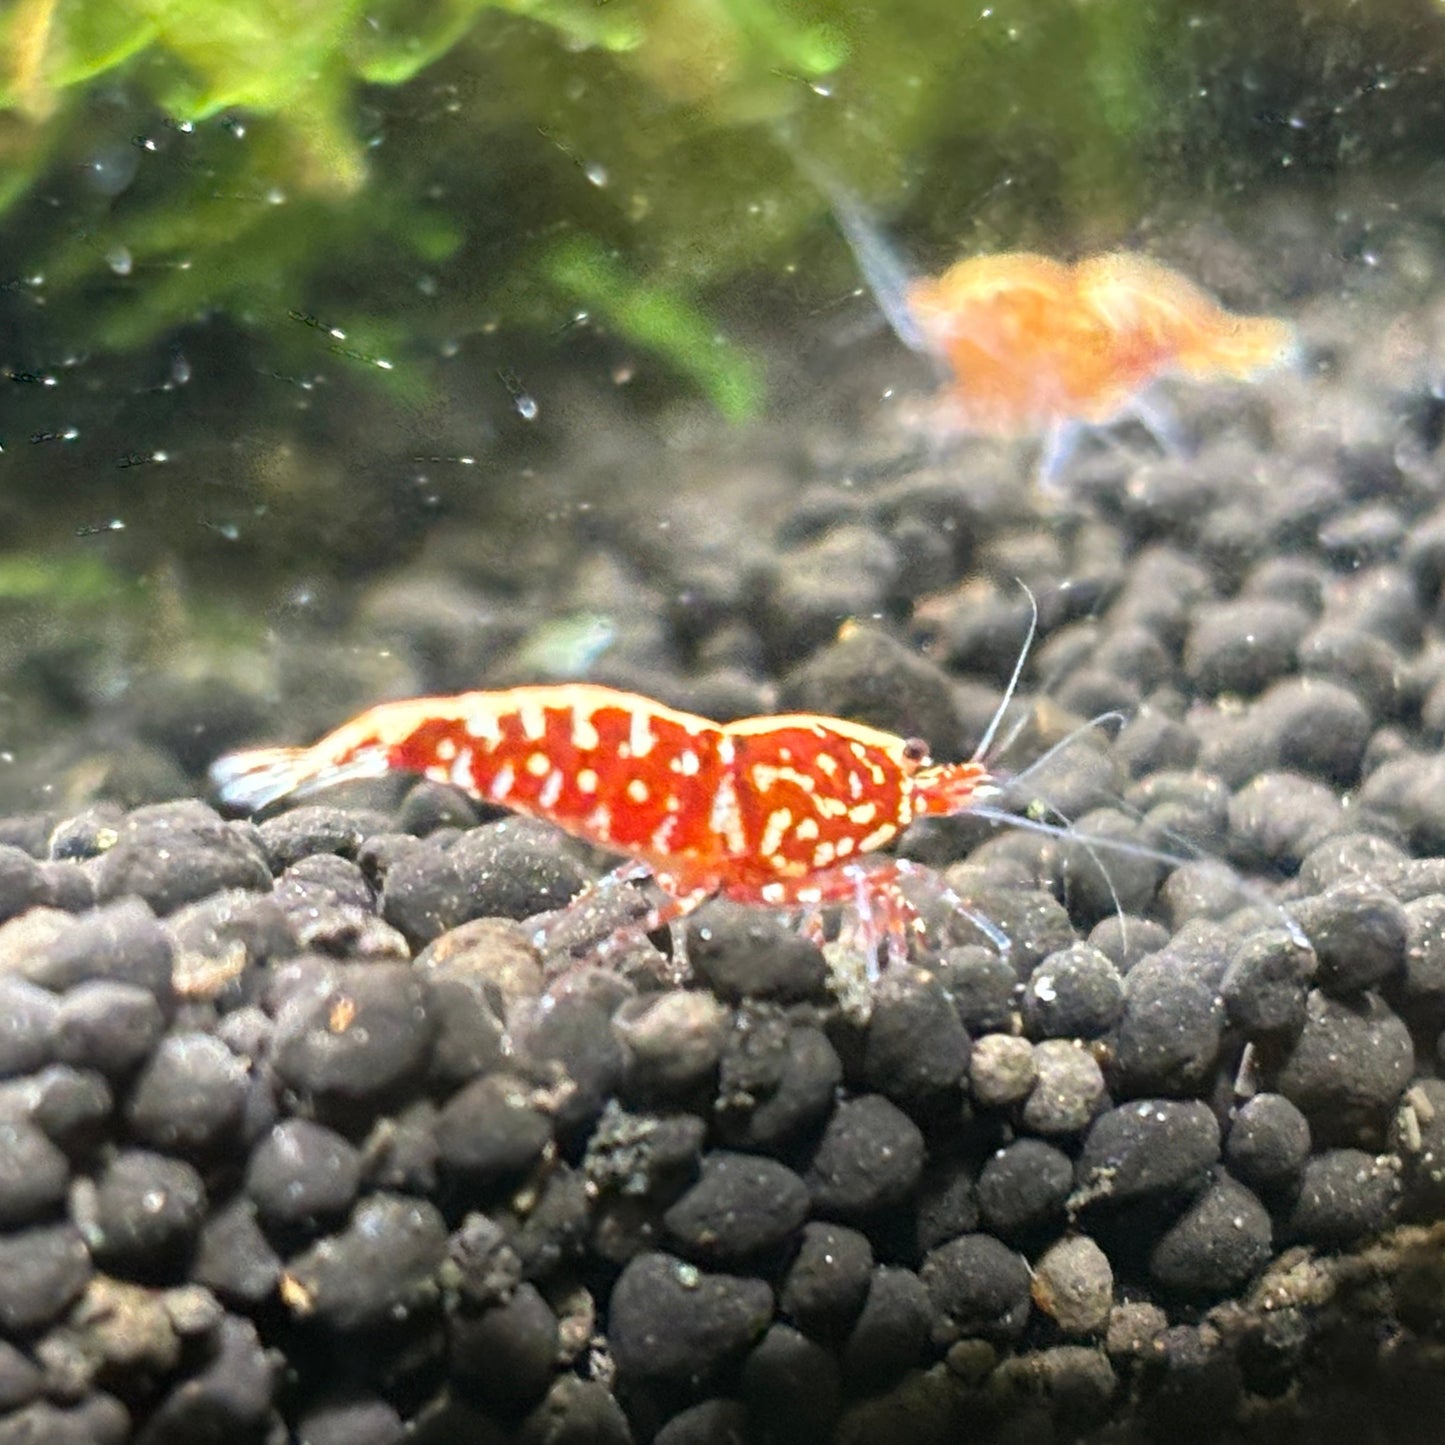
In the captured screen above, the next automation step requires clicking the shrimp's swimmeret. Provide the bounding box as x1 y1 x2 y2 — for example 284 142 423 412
210 683 999 935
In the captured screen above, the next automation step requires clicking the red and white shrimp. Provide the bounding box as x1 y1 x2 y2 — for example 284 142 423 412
211 681 1005 970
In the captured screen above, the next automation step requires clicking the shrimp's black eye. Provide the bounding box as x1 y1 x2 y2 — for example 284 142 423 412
902 737 930 764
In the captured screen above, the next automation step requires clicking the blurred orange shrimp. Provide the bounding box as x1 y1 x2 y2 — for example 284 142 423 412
822 179 1296 480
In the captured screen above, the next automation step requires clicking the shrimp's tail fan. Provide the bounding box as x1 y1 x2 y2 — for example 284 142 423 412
210 743 387 814
1186 315 1299 381
210 746 312 813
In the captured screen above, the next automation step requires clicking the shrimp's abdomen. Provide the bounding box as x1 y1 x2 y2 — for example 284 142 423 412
390 685 729 874
1076 252 1297 394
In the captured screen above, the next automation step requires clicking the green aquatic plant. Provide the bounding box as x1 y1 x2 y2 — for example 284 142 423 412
3 0 1439 436
0 0 859 420
0 551 121 606
546 237 763 422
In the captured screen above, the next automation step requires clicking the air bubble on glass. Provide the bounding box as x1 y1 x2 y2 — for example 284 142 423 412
84 145 139 196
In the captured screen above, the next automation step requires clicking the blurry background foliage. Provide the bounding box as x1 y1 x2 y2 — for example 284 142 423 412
1 0 1445 600
6 0 1445 392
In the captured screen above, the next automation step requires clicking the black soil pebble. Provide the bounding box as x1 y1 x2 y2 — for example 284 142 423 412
10 271 1445 1445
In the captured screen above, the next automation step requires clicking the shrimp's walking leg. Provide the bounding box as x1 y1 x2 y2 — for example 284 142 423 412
532 860 655 960
1125 389 1187 456
888 858 1013 957
537 864 713 985
1036 419 1085 491
629 885 716 985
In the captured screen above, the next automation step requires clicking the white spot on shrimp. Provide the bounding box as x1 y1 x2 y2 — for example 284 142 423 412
812 840 836 869
577 768 599 794
488 763 515 801
710 773 745 854
761 807 793 860
572 712 600 750
538 769 564 810
629 710 656 759
519 699 547 740
816 754 839 777
650 816 677 851
858 824 896 852
672 749 701 776
752 763 818 794
849 802 878 825
526 752 551 777
466 710 502 744
817 797 849 820
717 735 736 767
434 736 457 762
848 772 865 800
626 778 649 804
761 882 786 904
449 750 473 788
795 817 820 841
835 836 856 858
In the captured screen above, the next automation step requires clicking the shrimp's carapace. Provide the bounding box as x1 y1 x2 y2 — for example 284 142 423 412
211 683 998 938
906 249 1295 435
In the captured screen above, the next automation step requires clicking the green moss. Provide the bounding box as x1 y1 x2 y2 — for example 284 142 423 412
2 0 1442 428
0 552 122 605
546 235 763 421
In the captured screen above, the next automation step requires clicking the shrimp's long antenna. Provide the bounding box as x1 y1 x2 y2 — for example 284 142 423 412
972 583 1040 764
778 134 941 363
987 794 1130 943
823 184 932 357
999 710 1129 795
967 805 1181 875
966 804 1308 950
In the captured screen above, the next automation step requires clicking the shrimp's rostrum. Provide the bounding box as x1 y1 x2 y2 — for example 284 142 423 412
211 683 996 926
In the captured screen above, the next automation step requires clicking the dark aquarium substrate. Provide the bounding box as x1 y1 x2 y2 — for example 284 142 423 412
7 272 1445 1445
